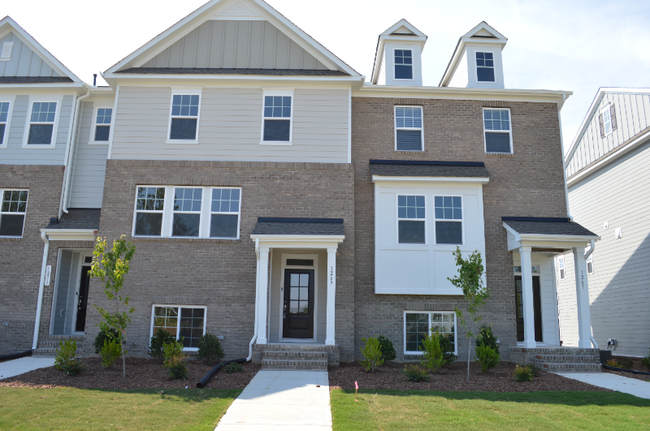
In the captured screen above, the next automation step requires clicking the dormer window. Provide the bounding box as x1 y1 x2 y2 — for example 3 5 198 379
599 104 617 137
395 49 413 80
476 52 494 82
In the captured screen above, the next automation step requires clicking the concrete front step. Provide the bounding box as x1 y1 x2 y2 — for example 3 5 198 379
252 343 341 366
261 358 328 370
261 351 328 360
34 336 85 357
537 362 602 373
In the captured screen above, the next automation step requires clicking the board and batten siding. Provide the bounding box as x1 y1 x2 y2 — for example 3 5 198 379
0 32 61 77
566 92 650 178
1 94 73 165
69 101 109 208
142 20 328 70
560 140 650 356
111 86 349 163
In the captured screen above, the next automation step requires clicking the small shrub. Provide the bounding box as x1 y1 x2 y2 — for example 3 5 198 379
513 364 533 382
616 357 634 370
196 333 225 365
420 329 445 373
224 362 243 374
149 328 175 362
605 359 619 368
55 340 85 376
162 339 188 380
359 336 384 372
439 334 456 366
99 338 123 368
476 324 499 354
528 363 541 378
93 328 121 354
475 344 500 373
377 336 397 362
403 364 430 382
641 350 650 371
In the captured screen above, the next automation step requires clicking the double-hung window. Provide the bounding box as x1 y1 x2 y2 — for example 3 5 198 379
172 188 202 237
262 94 292 143
405 311 456 355
483 108 512 154
394 49 413 80
27 101 57 145
557 256 566 280
152 305 206 349
0 190 28 237
476 52 495 82
398 195 425 244
93 107 112 142
395 106 423 151
134 187 166 236
168 91 201 142
211 188 241 238
599 104 617 137
0 101 10 147
434 196 462 244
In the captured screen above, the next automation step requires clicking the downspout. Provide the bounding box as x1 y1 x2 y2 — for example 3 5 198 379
247 238 260 361
557 93 571 219
584 238 598 349
32 232 50 351
59 89 91 218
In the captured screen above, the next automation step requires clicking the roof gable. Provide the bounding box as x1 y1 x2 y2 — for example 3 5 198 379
371 19 427 85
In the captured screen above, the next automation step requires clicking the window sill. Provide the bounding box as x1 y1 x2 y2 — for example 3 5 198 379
485 152 513 157
396 150 424 153
89 141 110 146
132 236 240 243
21 143 56 149
0 236 23 240
166 139 199 145
260 141 293 146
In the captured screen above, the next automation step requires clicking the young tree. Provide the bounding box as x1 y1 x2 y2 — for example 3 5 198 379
90 235 136 378
448 246 489 382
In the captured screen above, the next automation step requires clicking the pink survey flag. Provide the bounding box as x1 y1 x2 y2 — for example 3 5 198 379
355 381 359 390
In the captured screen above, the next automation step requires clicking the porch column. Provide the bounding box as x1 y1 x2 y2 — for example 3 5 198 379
573 247 592 348
519 247 536 348
256 248 270 344
325 247 337 346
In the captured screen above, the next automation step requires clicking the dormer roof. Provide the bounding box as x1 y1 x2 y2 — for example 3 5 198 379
439 21 507 87
371 19 427 85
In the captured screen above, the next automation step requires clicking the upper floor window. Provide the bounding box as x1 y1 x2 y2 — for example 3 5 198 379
168 91 200 142
262 94 292 143
93 108 112 142
0 101 9 147
394 49 413 80
483 108 512 154
27 102 57 145
599 104 617 137
476 52 495 82
395 106 423 151
0 190 28 237
434 196 462 244
398 195 425 244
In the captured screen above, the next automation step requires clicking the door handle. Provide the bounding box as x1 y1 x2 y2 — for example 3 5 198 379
283 301 287 319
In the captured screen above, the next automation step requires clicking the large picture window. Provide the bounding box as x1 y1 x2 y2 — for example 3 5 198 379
398 195 425 244
262 94 292 142
435 196 462 244
27 101 57 145
151 305 206 349
0 189 28 237
405 311 456 354
483 108 512 154
395 106 423 151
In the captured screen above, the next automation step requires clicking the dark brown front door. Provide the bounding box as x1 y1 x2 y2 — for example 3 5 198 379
75 266 91 332
515 275 542 342
283 269 314 339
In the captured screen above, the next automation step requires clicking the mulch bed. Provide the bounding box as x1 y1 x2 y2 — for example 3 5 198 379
328 361 609 392
0 357 260 390
602 356 650 382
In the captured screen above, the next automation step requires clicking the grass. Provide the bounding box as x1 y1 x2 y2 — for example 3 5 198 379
331 389 650 430
0 387 241 430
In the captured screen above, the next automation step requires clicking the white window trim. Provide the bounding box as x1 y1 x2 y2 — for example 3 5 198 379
0 97 14 149
166 88 202 144
89 104 114 145
0 188 28 238
260 90 294 145
475 51 496 83
396 194 427 245
602 105 613 137
558 256 566 280
393 47 414 82
22 97 62 148
150 304 207 352
132 185 242 240
434 194 464 246
482 107 513 154
403 310 458 355
394 106 424 151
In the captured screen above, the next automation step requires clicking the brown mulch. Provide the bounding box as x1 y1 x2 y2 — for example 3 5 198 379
0 357 260 390
602 356 650 382
328 361 610 392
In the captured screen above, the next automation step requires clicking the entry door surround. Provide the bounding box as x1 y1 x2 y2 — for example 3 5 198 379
279 253 318 341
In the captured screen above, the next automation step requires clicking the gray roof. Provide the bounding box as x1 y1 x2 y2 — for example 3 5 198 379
503 217 597 237
369 160 489 178
116 67 349 76
0 76 74 84
47 209 101 230
252 218 344 236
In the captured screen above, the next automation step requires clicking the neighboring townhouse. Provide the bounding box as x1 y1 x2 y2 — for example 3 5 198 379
558 88 650 358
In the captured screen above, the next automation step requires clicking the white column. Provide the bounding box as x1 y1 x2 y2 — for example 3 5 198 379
519 247 536 348
325 247 337 346
573 247 592 348
256 248 270 344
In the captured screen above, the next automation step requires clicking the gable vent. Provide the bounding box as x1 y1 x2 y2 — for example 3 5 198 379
214 0 262 19
1 42 13 61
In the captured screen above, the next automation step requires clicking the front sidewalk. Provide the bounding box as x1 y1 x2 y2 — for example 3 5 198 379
0 357 55 380
555 372 650 399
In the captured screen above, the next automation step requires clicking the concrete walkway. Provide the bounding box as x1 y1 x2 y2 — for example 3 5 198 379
0 357 56 380
215 370 331 431
555 372 650 399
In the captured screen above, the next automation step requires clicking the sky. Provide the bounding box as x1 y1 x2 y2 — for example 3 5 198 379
3 0 649 150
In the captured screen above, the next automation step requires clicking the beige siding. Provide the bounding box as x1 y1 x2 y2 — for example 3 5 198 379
111 86 349 163
0 32 60 77
142 20 328 70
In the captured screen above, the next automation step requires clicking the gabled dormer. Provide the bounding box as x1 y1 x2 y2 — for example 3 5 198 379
439 22 507 89
371 19 427 87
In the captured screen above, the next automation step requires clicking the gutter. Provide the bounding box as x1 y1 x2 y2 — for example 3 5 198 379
32 232 50 351
247 237 260 361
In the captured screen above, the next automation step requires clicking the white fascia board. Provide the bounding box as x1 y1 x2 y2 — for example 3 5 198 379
249 235 345 251
102 73 362 86
461 21 507 41
41 229 97 242
0 83 87 92
372 175 489 184
503 222 599 251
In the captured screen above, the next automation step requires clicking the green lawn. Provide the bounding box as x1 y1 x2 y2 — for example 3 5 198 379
0 387 241 431
331 389 650 430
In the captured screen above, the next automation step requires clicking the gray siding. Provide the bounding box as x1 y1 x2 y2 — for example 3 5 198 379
567 92 650 177
0 32 61 77
142 20 327 70
69 101 108 208
110 86 349 163
52 250 73 335
1 94 73 165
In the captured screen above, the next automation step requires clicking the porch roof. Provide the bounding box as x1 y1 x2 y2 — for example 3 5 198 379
46 209 101 230
369 160 490 179
252 217 344 236
502 217 599 251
